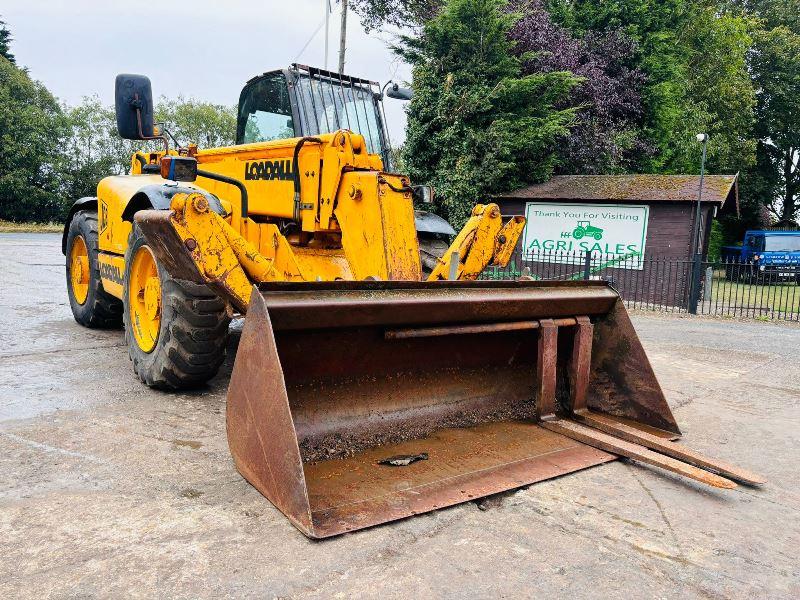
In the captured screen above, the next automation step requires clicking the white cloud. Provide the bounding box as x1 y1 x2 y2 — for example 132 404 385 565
2 0 411 143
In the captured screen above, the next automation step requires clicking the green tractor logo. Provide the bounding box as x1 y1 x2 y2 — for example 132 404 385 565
570 220 604 241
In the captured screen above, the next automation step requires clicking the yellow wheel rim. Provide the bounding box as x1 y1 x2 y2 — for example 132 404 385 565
129 245 161 353
69 235 90 305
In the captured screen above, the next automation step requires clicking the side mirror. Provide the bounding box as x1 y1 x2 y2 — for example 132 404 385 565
385 82 413 101
115 74 154 140
412 185 434 204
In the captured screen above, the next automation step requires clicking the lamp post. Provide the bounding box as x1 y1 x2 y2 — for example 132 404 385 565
338 0 348 74
689 133 708 314
693 133 709 257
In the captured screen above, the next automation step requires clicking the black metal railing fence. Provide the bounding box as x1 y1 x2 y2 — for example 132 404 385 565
480 251 800 321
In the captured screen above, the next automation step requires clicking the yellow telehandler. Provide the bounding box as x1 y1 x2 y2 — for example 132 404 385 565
63 65 762 538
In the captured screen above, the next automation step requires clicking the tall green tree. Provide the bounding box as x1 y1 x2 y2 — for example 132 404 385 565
750 26 800 221
725 0 800 32
155 97 236 149
350 0 438 30
395 0 580 226
510 1 648 174
0 56 67 222
546 0 756 176
0 18 14 65
719 0 800 228
682 8 756 175
60 97 134 202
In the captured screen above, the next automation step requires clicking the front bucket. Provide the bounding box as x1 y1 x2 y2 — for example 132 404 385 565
227 280 679 538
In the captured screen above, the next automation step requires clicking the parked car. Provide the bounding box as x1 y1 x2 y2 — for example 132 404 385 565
721 230 800 283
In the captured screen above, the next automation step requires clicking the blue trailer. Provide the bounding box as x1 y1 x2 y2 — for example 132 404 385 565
721 230 800 283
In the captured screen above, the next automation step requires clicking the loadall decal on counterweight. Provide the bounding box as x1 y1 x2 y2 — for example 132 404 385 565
100 261 123 285
244 159 294 181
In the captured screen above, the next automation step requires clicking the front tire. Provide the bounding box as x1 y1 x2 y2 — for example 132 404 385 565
65 209 123 327
123 224 230 389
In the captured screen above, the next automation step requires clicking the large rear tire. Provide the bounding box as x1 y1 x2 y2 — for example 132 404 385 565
419 234 450 278
123 224 230 389
65 209 123 328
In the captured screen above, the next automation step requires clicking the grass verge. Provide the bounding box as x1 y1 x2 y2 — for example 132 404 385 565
0 220 62 233
709 271 800 314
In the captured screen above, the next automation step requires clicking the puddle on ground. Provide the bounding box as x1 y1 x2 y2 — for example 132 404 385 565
172 439 203 450
179 488 204 499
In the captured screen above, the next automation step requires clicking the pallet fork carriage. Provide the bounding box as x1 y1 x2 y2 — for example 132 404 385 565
64 65 763 539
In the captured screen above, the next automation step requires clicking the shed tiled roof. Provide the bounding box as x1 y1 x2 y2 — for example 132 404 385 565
498 174 738 208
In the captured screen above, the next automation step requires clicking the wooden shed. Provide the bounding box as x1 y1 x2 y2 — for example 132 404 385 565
492 174 739 308
496 174 739 259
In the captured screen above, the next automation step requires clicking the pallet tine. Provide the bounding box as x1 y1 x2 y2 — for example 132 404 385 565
542 419 737 489
554 314 762 490
572 411 765 486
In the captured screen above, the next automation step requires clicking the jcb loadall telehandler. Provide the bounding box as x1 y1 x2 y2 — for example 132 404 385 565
64 65 763 538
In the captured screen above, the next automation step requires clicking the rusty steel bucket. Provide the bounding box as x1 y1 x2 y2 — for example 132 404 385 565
226 280 680 538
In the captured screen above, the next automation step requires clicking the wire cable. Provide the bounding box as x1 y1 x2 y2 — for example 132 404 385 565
293 9 333 62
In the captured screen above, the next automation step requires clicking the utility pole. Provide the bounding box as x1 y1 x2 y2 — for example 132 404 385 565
324 0 330 69
688 133 709 314
338 0 348 74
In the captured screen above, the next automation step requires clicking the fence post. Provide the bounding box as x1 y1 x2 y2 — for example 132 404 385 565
583 251 592 281
448 250 460 281
688 253 703 314
703 266 713 301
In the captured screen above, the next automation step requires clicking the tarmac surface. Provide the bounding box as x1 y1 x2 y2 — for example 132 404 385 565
1 233 798 599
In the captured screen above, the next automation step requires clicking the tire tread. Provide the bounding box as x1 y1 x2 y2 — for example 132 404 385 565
123 226 229 390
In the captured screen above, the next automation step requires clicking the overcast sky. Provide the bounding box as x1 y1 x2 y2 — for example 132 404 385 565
2 0 411 143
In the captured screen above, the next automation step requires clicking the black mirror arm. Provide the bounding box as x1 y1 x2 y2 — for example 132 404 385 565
134 93 169 153
159 125 182 150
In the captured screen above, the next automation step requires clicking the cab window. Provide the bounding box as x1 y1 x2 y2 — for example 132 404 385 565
764 235 800 252
294 74 384 157
237 73 296 144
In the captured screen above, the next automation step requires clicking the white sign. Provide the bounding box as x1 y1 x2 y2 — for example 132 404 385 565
522 203 649 269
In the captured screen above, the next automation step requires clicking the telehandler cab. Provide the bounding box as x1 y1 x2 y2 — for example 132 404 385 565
63 65 763 538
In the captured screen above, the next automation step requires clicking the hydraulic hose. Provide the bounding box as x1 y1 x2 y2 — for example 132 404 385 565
196 169 249 220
